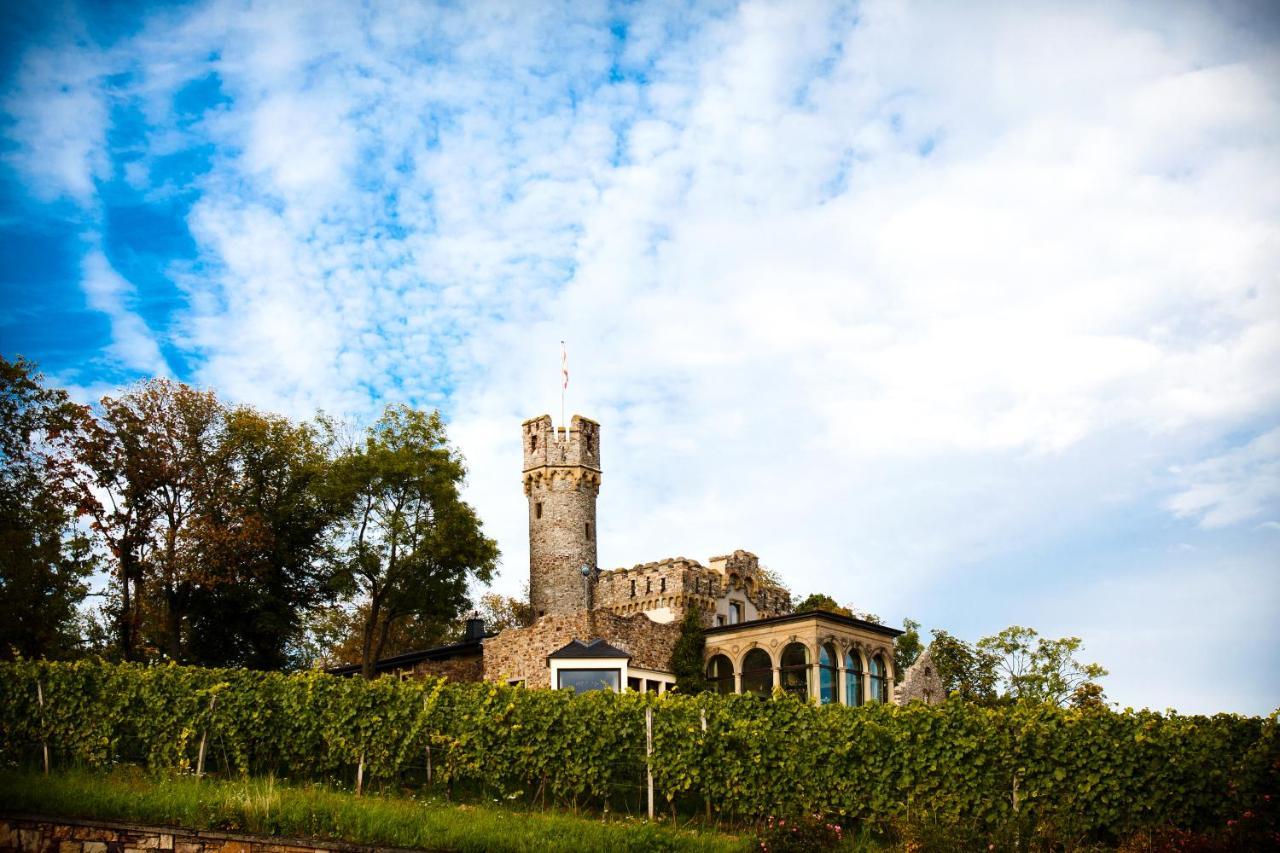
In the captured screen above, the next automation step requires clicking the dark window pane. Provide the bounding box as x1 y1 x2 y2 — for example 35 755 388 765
557 669 620 694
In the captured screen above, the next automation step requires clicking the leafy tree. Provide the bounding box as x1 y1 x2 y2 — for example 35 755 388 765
893 617 922 684
0 357 93 659
928 628 999 703
792 593 851 616
977 625 1108 707
472 589 535 634
671 605 708 694
329 405 498 678
183 407 344 669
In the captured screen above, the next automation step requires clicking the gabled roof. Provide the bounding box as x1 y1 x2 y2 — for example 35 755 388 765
546 638 631 663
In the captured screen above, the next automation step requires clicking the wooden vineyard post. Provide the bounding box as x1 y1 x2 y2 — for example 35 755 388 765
36 680 49 775
645 705 655 820
357 751 365 796
196 694 217 779
701 708 709 820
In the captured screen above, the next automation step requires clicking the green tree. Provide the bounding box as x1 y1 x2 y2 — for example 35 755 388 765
977 625 1108 706
928 628 999 703
183 406 344 669
792 593 851 616
893 617 922 684
670 606 708 693
0 357 93 659
330 405 498 679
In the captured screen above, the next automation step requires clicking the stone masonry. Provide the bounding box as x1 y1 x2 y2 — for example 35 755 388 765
0 816 418 853
893 647 946 705
483 610 680 686
523 415 600 618
594 550 790 625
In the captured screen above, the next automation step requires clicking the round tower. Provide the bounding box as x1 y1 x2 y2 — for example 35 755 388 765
522 414 601 617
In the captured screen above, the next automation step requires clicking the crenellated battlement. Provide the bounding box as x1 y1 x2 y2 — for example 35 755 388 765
522 414 601 473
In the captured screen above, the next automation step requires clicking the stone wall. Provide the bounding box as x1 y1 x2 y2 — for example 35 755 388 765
893 648 946 705
411 653 483 683
482 610 680 686
595 550 790 626
0 816 398 853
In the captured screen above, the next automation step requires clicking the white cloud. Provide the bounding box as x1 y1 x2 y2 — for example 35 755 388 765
80 250 171 377
1166 428 1280 528
5 0 1279 712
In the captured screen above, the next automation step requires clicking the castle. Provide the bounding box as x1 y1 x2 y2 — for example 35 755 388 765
334 413 933 706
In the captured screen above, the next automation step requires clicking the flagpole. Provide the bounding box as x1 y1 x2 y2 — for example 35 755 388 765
560 341 566 435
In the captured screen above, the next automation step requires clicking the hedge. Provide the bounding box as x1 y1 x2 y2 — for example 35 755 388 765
1 660 1275 841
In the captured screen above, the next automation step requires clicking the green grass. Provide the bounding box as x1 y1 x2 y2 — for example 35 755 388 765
0 768 749 852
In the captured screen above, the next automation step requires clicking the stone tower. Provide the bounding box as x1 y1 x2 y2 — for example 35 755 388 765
522 414 601 617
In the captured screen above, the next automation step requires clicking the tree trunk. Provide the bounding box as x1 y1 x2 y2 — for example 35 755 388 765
360 597 381 680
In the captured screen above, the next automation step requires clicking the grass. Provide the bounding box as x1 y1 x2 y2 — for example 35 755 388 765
0 768 749 852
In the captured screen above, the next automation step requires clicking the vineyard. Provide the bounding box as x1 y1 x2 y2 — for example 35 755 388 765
1 660 1276 845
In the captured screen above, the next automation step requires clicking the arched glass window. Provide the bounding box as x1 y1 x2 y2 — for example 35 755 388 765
780 643 809 701
868 654 888 704
844 649 864 706
740 648 773 696
705 654 734 695
819 643 839 705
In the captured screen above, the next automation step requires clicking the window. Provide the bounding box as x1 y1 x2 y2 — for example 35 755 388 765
780 643 809 701
530 434 538 451
819 643 839 705
728 601 744 625
585 522 590 538
660 577 666 593
740 648 773 696
844 650 864 706
716 615 726 626
646 578 651 594
706 654 734 694
630 579 636 597
627 676 642 692
507 678 525 688
585 434 594 453
557 669 621 694
535 502 542 519
868 655 887 704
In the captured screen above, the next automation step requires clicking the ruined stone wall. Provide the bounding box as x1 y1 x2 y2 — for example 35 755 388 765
483 610 680 686
0 816 364 853
523 414 600 618
893 648 946 705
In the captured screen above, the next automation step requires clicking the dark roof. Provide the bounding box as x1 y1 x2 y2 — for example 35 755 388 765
704 609 904 639
325 635 488 677
546 638 631 663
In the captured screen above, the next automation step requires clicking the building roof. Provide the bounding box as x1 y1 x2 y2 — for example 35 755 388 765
704 609 905 639
325 635 487 677
546 638 632 663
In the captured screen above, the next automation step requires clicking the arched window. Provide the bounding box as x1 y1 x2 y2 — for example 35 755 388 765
780 643 809 701
844 649 864 706
705 654 734 695
740 648 773 696
819 643 839 705
868 654 888 704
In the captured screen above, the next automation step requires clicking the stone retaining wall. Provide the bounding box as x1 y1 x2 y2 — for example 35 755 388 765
0 815 433 853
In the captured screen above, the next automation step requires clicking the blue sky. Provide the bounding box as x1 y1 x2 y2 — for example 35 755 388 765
2 0 1277 714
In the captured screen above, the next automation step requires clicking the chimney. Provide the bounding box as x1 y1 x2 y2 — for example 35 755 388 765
464 615 485 641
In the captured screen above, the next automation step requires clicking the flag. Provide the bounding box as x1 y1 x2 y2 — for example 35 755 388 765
561 341 569 390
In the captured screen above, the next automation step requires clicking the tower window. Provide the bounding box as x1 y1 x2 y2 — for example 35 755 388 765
535 502 542 519
646 578 651 594
630 580 636 598
531 434 538 451
660 577 666 593
585 522 590 538
585 434 594 453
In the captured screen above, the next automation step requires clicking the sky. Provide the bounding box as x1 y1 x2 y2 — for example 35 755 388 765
1 0 1277 715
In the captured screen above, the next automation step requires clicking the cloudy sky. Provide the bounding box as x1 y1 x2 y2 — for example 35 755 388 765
2 0 1278 714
